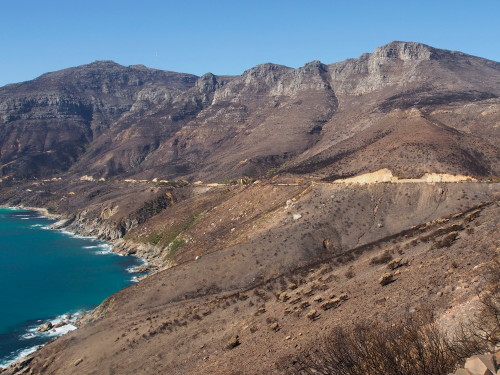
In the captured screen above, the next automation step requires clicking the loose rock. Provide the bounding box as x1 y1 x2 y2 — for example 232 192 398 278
387 258 407 270
379 272 395 286
269 322 280 332
226 335 240 350
278 292 290 302
306 309 319 320
320 297 342 311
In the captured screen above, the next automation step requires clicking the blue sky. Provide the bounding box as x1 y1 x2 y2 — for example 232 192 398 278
0 0 499 86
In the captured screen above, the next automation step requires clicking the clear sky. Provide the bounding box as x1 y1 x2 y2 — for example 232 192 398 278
0 0 499 87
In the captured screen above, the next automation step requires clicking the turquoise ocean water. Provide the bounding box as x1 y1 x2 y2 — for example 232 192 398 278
0 208 143 367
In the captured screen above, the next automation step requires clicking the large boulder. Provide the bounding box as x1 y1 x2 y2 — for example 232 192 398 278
464 355 496 375
36 322 53 332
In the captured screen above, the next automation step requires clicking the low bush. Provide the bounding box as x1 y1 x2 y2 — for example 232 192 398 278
279 258 500 375
369 250 393 265
279 312 458 375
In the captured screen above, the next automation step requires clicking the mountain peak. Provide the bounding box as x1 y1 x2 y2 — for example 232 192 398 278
373 41 435 61
87 60 122 67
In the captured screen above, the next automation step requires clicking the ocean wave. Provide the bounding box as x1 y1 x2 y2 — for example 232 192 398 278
58 230 95 240
126 260 148 274
30 224 44 228
83 243 113 255
0 312 83 368
0 345 41 368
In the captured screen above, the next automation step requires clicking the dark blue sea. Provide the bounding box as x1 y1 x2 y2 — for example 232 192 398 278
0 207 144 367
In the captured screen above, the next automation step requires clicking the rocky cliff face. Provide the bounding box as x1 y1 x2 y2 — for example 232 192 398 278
1 42 499 181
0 61 197 177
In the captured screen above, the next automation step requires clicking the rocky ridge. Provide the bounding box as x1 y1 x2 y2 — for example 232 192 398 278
1 41 499 181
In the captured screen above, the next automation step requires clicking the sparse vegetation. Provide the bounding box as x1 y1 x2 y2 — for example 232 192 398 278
451 258 500 359
281 310 480 375
433 231 459 249
147 233 162 245
369 250 393 265
280 311 460 375
281 256 500 375
47 207 58 215
129 212 202 248
266 168 279 178
169 238 185 254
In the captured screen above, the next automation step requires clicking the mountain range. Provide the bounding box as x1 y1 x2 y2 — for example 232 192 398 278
1 41 499 182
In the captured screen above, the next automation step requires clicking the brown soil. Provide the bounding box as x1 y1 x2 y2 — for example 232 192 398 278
2 179 498 375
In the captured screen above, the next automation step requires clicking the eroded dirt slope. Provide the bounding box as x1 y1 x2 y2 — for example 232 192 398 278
2 179 498 375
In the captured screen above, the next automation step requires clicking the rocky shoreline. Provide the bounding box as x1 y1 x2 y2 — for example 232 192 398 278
19 204 165 270
0 205 159 371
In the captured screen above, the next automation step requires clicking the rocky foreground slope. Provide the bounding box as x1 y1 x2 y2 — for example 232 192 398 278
0 42 499 374
1 177 499 374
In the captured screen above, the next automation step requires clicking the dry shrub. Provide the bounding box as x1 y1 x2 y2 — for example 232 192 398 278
279 258 500 375
433 231 459 249
369 250 393 265
451 258 500 359
344 266 355 279
280 311 458 375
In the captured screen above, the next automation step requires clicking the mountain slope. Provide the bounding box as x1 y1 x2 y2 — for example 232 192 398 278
1 41 499 181
0 61 198 177
1 178 498 375
0 41 499 375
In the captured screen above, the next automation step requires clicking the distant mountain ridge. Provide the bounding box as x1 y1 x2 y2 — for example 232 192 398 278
1 41 499 181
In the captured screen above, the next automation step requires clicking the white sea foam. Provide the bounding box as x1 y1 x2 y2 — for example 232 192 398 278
88 243 113 255
96 250 111 255
0 312 83 368
45 323 77 337
31 224 44 228
87 243 122 256
0 345 41 368
58 229 95 240
23 312 82 339
126 258 148 273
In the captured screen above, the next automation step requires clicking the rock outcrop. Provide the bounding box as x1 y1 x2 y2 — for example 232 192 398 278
451 352 500 375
